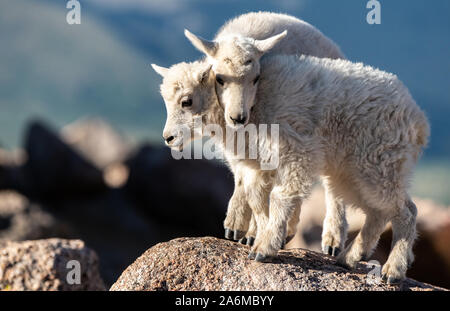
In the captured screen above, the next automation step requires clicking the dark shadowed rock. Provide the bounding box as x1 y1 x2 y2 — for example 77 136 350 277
0 239 105 291
0 148 29 193
0 191 73 242
1 119 237 286
23 120 107 198
42 189 170 286
110 237 446 291
124 145 233 237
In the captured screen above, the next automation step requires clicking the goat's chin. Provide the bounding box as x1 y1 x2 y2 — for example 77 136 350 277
170 144 183 152
226 121 247 131
165 140 184 152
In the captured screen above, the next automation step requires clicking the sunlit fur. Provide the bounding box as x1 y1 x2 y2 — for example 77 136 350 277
156 53 429 282
183 12 346 245
186 11 345 129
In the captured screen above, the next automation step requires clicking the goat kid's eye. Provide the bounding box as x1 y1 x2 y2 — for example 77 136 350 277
244 59 252 65
253 75 260 85
216 76 224 86
181 98 193 108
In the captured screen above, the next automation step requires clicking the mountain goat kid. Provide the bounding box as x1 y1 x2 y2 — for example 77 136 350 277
185 12 344 129
151 53 429 284
184 12 345 249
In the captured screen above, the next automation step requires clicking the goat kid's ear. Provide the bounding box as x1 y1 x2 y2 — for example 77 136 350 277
197 64 213 84
254 30 288 54
184 29 217 57
151 64 169 78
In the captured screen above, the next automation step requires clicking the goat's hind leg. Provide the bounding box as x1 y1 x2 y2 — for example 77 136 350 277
284 202 301 248
337 208 389 268
381 198 417 284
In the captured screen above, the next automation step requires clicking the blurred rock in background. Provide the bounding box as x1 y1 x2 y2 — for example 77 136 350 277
0 118 232 286
0 191 73 242
23 121 108 198
124 144 233 236
61 118 132 170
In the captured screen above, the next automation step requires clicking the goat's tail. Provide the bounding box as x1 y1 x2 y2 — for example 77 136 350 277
411 107 430 161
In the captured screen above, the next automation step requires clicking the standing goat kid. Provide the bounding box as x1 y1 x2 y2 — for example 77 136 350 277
182 12 345 249
151 53 429 284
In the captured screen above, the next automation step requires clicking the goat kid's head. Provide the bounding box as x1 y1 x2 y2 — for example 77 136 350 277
151 61 214 151
184 29 287 129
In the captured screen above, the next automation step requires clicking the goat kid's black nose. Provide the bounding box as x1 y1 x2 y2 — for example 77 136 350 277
164 135 175 144
230 115 247 125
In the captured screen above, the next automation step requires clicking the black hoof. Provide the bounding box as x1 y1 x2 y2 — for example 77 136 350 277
255 253 268 262
285 235 295 245
246 237 255 246
387 277 402 285
324 245 332 256
248 252 256 260
332 247 341 257
234 230 245 241
238 237 247 245
382 274 402 285
224 229 233 240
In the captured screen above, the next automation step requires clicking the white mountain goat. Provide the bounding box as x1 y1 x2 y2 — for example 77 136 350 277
151 54 429 284
183 12 346 250
185 11 344 129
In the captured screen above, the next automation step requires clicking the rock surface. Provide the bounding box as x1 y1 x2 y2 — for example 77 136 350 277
0 239 105 291
110 237 445 291
290 187 450 289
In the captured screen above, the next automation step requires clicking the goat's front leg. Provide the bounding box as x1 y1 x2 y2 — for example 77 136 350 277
285 202 301 248
250 185 302 261
249 150 316 261
243 199 301 248
224 165 253 241
242 169 273 257
239 213 257 246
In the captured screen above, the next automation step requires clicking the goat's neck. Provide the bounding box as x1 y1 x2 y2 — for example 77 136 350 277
203 85 228 146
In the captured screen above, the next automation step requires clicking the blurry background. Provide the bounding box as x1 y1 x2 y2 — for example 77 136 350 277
0 0 449 288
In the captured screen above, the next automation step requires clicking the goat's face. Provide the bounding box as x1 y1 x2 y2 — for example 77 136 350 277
151 61 214 151
212 36 260 129
184 30 287 129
